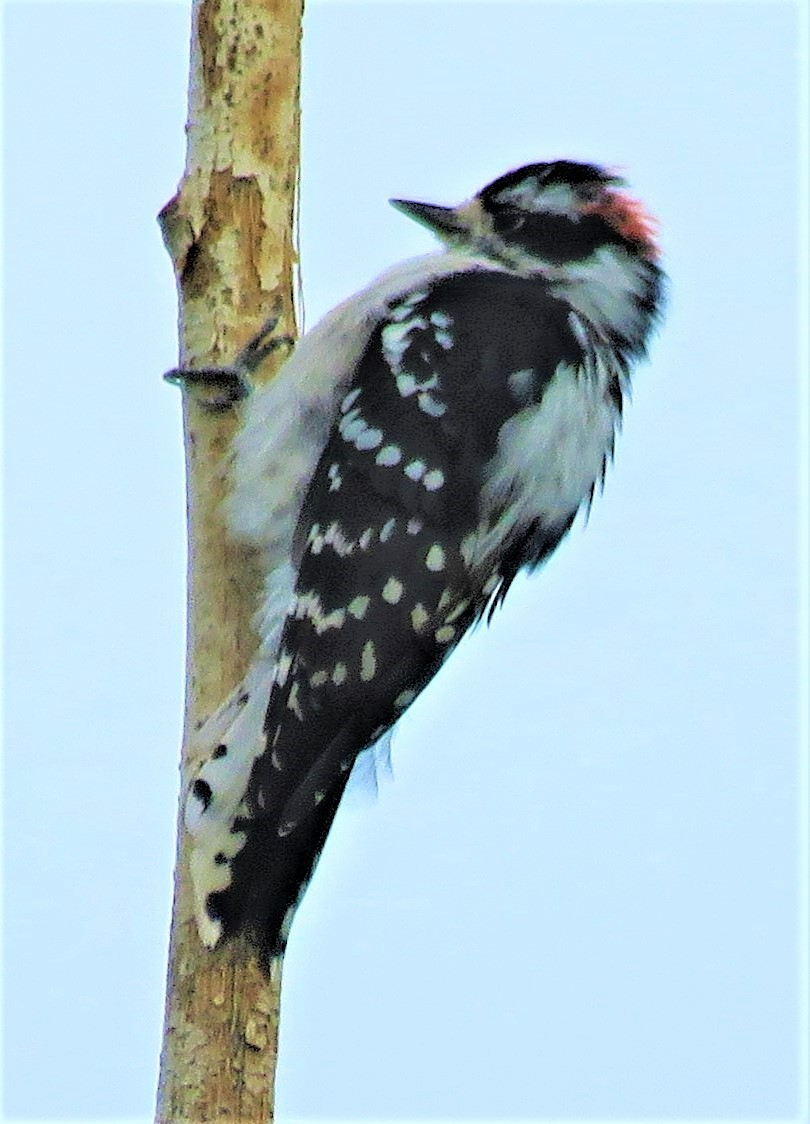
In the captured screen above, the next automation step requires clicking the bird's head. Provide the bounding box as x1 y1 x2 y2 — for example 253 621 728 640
391 159 659 272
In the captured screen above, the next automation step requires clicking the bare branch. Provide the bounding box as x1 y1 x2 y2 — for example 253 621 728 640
156 0 302 1119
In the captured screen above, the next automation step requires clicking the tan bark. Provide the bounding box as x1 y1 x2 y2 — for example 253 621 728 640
155 0 302 1120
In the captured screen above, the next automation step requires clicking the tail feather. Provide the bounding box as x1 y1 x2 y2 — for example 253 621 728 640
184 663 273 947
208 776 351 969
184 664 395 964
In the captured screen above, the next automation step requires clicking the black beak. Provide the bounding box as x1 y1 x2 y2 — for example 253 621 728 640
389 198 468 240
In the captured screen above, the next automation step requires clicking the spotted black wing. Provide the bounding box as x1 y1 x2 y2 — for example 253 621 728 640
209 270 584 962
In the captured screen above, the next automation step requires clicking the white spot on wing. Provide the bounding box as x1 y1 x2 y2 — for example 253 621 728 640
355 427 383 450
425 544 446 572
389 290 429 322
396 373 417 397
418 393 447 417
382 315 428 372
287 681 304 720
382 577 404 604
295 590 347 633
376 445 402 467
411 603 429 632
423 468 444 491
328 463 342 492
360 640 377 682
340 387 362 413
324 521 354 557
398 371 439 397
340 416 366 442
445 598 470 623
348 594 371 619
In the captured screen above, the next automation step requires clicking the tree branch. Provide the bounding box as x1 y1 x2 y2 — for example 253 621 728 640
155 0 302 1119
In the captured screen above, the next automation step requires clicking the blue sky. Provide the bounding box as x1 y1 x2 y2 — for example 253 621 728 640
2 1 807 1121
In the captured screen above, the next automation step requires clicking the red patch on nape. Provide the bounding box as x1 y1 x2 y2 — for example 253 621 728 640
585 189 660 258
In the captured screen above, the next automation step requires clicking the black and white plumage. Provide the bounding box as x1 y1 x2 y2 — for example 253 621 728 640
178 160 665 973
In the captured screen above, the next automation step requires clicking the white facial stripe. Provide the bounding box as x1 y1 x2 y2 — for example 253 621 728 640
494 180 579 216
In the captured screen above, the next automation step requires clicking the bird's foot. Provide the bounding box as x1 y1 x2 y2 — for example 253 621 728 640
164 311 295 411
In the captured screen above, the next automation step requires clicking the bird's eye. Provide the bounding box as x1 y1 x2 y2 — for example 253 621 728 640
494 209 527 235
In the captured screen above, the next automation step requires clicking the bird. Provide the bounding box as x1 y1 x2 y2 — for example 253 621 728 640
169 159 666 974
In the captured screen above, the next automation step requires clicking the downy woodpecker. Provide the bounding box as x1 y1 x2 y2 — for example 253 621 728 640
172 160 665 973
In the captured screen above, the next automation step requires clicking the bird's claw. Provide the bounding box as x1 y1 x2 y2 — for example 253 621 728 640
164 311 296 411
234 314 295 374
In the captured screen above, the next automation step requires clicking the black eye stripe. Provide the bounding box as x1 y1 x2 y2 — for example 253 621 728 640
492 209 527 234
